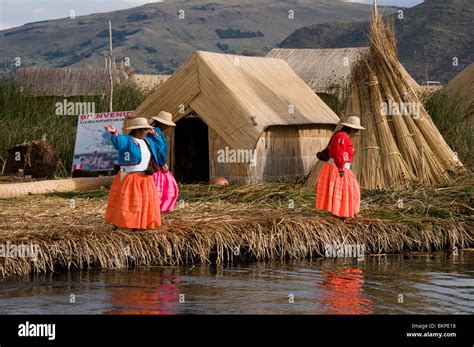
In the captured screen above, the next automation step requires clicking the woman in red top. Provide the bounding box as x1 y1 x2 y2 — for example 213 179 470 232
316 116 365 218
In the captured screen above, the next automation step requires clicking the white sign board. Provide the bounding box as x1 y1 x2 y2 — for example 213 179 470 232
72 111 132 171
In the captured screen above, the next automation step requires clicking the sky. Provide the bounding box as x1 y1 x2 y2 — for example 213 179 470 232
345 0 423 5
0 0 424 30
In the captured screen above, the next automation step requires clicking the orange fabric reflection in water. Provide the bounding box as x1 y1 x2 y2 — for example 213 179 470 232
107 275 179 315
319 268 373 314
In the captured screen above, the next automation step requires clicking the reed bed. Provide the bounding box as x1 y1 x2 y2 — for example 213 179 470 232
0 75 150 176
0 178 472 277
424 92 473 170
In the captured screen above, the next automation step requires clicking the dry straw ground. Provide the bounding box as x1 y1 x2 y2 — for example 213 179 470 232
0 176 472 277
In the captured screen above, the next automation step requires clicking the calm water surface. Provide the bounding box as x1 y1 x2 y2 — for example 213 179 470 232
1 252 473 314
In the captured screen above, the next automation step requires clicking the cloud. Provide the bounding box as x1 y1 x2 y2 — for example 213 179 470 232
124 0 162 3
0 0 163 30
32 8 49 16
0 21 15 30
0 0 421 31
341 0 424 6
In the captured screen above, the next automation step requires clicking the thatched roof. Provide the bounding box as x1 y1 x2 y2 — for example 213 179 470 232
267 47 420 94
16 67 129 97
442 62 474 99
132 51 339 149
305 6 462 190
130 74 170 92
267 47 368 94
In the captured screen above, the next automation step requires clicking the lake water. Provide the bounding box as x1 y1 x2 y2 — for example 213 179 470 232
1 252 473 314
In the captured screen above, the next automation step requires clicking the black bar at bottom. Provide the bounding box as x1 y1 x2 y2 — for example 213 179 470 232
0 315 471 346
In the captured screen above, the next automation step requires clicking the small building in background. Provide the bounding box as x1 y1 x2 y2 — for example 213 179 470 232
130 74 170 93
16 67 129 97
267 47 420 97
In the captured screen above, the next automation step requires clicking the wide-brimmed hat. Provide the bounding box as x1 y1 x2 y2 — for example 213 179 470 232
125 117 153 131
150 111 176 127
341 116 365 130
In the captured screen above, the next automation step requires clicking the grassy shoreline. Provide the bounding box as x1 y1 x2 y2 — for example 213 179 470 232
0 177 472 277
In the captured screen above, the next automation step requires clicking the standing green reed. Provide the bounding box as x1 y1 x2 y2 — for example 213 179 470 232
0 75 471 177
317 88 347 117
424 92 473 170
0 74 151 177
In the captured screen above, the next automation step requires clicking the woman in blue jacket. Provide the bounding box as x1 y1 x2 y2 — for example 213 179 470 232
104 117 161 230
148 111 179 213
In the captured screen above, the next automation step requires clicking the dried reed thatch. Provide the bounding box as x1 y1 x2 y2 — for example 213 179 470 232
128 51 339 184
266 47 369 95
3 140 59 179
16 67 129 97
306 5 464 190
130 74 170 92
131 51 339 150
0 177 113 198
208 124 335 184
0 178 472 277
441 62 474 101
418 85 443 101
266 47 419 96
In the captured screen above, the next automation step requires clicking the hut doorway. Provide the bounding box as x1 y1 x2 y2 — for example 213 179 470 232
173 116 210 183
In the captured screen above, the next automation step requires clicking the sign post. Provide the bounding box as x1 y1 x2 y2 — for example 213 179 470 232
72 111 132 172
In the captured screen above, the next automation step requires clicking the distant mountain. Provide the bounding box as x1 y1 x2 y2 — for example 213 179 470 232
279 0 474 84
0 0 396 75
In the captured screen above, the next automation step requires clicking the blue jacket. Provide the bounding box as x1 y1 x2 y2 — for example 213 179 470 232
146 127 168 166
111 133 159 167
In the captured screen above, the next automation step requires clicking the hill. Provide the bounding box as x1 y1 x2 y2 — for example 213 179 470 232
280 0 474 83
0 0 393 74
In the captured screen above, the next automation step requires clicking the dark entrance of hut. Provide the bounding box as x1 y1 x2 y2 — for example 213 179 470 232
173 115 209 183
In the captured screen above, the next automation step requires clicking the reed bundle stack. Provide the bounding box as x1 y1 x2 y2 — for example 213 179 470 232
306 6 463 190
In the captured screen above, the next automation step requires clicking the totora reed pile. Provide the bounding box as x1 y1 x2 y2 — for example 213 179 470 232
305 6 464 190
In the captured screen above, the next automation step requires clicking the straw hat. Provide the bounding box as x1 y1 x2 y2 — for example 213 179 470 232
341 116 365 130
150 111 176 127
125 117 153 131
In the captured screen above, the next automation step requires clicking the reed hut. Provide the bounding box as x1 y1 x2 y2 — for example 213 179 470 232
130 51 340 184
305 5 463 190
266 47 420 97
16 67 129 97
441 62 474 100
267 47 368 96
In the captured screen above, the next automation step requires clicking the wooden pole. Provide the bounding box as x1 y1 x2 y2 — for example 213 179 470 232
425 63 429 86
108 20 113 112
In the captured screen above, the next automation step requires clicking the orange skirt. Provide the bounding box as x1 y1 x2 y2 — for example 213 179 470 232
316 162 360 218
105 173 161 229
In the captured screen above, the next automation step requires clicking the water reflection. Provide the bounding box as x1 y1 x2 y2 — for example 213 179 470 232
106 273 180 315
318 268 373 315
1 252 473 314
